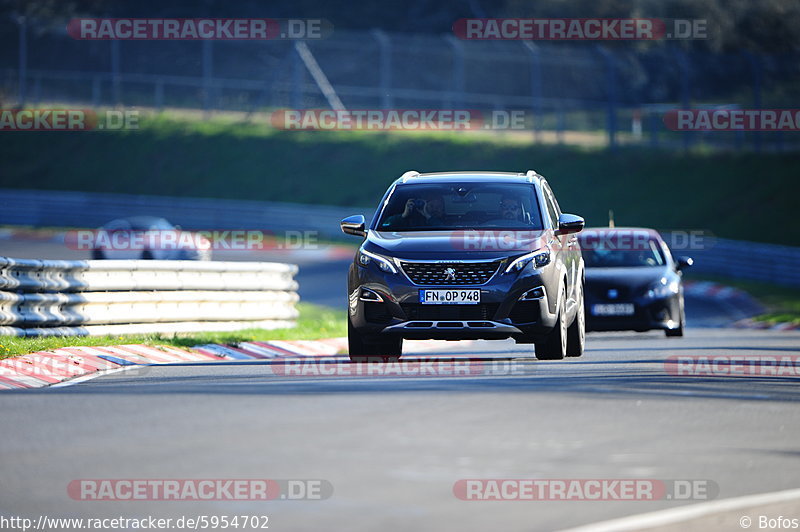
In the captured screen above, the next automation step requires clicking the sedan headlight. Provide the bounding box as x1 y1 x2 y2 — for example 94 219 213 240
357 248 397 274
505 248 551 273
645 278 679 299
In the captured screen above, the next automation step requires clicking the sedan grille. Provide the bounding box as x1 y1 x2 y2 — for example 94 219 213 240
400 261 501 285
587 282 632 300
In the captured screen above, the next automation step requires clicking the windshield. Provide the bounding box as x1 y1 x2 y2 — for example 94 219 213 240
376 183 543 231
581 238 666 268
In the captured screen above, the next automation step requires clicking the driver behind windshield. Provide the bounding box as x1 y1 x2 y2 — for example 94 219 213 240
499 195 523 221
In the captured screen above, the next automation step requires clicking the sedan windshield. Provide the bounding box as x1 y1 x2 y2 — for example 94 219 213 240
581 239 666 267
376 183 543 231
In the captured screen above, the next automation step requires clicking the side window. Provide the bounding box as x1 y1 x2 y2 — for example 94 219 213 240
548 185 563 217
541 185 559 230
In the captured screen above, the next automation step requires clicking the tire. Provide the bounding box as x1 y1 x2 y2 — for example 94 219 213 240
665 294 685 337
566 280 585 357
348 318 403 362
535 287 567 360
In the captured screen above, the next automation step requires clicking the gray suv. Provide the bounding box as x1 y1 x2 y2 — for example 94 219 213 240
340 170 586 361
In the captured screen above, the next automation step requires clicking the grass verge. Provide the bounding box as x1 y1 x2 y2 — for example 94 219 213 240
0 302 346 360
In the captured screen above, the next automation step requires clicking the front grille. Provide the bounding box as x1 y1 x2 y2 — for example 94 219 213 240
400 261 501 285
587 282 632 300
401 303 500 321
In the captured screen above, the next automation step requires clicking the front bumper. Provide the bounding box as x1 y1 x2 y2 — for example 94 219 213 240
348 261 559 341
585 292 682 332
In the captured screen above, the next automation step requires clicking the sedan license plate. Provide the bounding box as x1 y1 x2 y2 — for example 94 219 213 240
420 289 480 305
592 303 635 316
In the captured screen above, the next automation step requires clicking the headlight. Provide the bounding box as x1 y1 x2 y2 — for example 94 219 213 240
645 278 679 299
357 248 397 274
505 248 551 273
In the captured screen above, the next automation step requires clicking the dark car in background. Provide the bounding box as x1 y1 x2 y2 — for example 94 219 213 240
578 227 693 336
340 170 586 361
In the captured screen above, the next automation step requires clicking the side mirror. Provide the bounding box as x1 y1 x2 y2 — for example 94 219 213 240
340 215 366 237
676 256 694 271
556 213 585 236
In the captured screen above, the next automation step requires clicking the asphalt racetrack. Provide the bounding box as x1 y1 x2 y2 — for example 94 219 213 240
1 237 798 531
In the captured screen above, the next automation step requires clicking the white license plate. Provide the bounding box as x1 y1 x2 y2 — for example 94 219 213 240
420 289 480 305
592 303 635 316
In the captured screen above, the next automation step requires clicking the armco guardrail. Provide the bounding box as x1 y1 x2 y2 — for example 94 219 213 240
2 188 799 287
0 188 372 241
661 233 800 287
0 257 299 337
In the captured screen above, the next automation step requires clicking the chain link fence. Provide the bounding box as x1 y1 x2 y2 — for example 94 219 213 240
1 18 799 150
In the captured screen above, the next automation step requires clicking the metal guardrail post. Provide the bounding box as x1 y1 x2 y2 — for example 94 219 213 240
744 51 763 153
444 35 465 110
594 45 618 150
111 39 121 106
522 41 543 143
17 16 27 107
371 30 394 109
671 46 692 151
202 39 213 117
91 77 101 107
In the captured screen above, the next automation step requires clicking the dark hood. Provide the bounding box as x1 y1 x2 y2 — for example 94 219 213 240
585 266 673 292
364 230 548 261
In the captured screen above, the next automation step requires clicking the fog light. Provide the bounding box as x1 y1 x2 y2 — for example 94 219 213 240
359 288 384 302
520 287 545 300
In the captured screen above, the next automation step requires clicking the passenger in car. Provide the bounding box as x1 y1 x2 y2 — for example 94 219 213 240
383 193 446 229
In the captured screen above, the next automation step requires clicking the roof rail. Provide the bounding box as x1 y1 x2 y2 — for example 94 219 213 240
525 169 541 182
401 170 421 182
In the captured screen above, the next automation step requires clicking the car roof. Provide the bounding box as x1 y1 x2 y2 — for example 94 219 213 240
394 171 540 185
102 216 172 230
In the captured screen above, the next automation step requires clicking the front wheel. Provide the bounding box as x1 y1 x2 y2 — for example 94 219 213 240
535 287 567 360
348 318 403 362
665 295 685 337
566 280 585 357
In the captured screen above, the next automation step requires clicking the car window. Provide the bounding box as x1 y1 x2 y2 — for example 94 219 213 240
541 185 559 230
581 237 666 267
377 182 544 231
102 219 132 232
